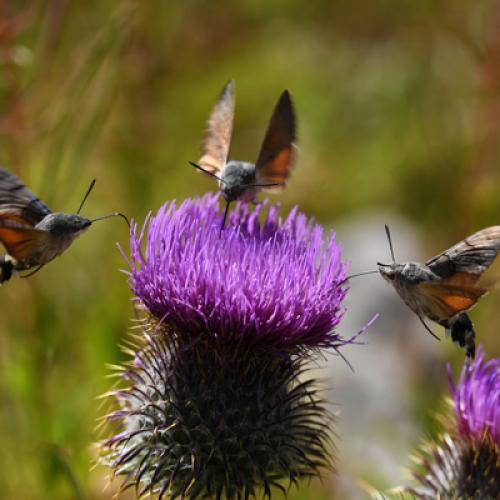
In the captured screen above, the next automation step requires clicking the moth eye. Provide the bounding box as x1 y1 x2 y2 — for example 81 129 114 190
386 273 395 281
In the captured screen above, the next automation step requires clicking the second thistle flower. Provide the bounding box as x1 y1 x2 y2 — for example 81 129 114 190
405 348 499 499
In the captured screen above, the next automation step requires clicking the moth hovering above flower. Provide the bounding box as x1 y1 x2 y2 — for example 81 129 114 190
378 225 500 358
0 168 128 284
189 80 297 229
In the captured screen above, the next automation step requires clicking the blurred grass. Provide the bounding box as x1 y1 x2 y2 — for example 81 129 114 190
0 1 499 498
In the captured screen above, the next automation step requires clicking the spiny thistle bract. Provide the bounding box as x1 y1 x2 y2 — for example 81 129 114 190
105 333 332 499
405 347 499 499
100 194 365 499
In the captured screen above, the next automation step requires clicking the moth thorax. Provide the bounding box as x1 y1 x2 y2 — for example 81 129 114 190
400 262 435 284
221 161 256 202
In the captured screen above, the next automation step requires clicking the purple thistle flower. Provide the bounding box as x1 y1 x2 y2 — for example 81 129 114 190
128 193 354 351
449 347 500 446
403 346 500 499
101 195 368 499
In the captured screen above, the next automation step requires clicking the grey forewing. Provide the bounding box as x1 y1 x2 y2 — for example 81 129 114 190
0 168 51 224
255 90 296 184
427 248 498 278
199 80 235 174
426 226 500 278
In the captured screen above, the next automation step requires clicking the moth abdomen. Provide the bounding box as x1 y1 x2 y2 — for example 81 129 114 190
0 255 14 284
440 313 476 358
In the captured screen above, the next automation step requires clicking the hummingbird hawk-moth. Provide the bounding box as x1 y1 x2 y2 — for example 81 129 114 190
189 80 297 229
0 167 127 284
378 225 500 358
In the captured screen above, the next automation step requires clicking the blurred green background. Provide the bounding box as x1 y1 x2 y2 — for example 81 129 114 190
0 1 499 498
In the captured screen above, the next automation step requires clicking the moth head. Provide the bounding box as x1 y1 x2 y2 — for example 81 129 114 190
377 262 403 282
38 213 92 235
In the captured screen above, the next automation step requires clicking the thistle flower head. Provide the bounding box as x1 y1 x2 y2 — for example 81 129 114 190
128 193 350 351
449 347 500 446
102 195 363 499
405 347 500 499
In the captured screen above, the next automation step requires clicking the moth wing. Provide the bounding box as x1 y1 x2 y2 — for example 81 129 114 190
198 80 235 175
255 90 296 191
417 281 488 319
426 226 500 281
0 219 49 262
0 168 51 225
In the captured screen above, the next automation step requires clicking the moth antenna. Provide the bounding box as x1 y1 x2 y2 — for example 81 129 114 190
384 224 396 263
417 315 440 341
77 179 96 215
220 199 230 233
91 212 130 228
189 161 227 185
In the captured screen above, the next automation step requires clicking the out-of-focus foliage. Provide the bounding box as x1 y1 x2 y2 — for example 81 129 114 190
0 1 499 498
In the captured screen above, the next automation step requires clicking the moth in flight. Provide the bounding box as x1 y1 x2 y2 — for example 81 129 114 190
0 168 127 283
190 80 297 229
378 225 500 358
